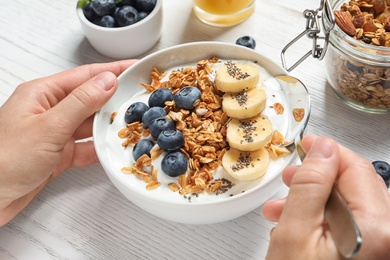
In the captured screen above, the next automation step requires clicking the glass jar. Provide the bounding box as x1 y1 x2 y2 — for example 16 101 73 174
323 0 390 114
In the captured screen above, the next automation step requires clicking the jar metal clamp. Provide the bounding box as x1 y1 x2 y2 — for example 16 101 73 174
281 0 335 72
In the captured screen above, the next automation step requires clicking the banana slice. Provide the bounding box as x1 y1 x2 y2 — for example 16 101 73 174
222 147 270 181
215 62 260 93
222 87 267 119
226 115 273 151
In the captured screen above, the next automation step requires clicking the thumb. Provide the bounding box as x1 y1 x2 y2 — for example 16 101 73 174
48 71 118 137
277 137 341 234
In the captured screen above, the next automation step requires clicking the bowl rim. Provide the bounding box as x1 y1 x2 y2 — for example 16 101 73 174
76 0 162 32
93 41 310 207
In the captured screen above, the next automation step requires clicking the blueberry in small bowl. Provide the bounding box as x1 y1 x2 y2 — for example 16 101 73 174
115 5 139 27
76 0 162 58
120 0 136 6
100 15 116 27
82 2 98 22
92 0 116 17
136 0 157 13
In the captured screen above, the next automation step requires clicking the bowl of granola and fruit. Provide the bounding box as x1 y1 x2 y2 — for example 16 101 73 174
93 42 311 224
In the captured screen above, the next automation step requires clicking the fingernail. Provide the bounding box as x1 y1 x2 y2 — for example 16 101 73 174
94 72 116 91
307 137 334 159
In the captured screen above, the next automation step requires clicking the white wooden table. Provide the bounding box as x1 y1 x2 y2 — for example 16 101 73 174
1 1 389 259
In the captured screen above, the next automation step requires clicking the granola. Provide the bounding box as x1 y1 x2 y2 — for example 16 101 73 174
326 47 390 109
328 0 390 109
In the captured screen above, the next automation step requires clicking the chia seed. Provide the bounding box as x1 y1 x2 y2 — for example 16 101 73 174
226 61 250 80
232 90 248 107
238 119 257 143
231 153 253 172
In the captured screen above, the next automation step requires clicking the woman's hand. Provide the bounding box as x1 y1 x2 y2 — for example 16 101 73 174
0 60 137 226
263 135 390 259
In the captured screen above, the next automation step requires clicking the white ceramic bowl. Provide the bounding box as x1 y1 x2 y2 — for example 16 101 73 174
93 42 311 224
76 0 163 59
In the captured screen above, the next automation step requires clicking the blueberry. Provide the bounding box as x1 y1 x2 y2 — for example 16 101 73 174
236 36 256 49
372 161 390 187
92 0 116 16
138 11 149 21
121 0 137 6
149 117 175 138
142 106 166 128
91 16 103 26
83 2 98 22
115 6 139 27
161 151 188 177
157 129 185 151
133 139 155 161
135 0 157 13
99 15 116 27
124 102 149 124
173 86 201 110
148 88 173 108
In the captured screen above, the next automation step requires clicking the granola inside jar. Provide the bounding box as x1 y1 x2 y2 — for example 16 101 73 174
324 0 390 113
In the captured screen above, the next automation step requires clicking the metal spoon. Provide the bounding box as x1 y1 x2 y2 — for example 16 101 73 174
285 140 363 258
271 76 363 258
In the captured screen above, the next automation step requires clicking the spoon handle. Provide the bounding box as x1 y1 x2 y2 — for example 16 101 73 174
296 142 363 258
325 187 363 258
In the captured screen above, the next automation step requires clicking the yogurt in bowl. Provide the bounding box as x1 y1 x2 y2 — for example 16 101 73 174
93 42 310 224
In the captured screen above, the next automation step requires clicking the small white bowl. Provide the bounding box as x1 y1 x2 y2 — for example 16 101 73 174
93 42 310 224
76 0 163 59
